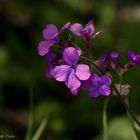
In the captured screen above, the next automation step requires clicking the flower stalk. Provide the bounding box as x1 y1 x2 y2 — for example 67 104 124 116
103 98 109 140
81 56 140 127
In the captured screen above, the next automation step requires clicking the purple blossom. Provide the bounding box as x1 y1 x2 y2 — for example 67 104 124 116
38 22 70 56
98 52 120 69
128 50 140 64
124 50 140 69
88 74 111 98
70 20 94 40
53 47 91 95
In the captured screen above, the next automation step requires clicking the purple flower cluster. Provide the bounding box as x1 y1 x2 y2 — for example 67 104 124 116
98 52 120 69
37 21 110 97
98 50 140 72
38 20 140 97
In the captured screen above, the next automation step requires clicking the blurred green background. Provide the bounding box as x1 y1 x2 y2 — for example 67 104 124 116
0 0 140 139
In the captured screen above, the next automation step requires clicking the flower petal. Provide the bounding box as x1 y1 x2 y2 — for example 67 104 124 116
128 50 135 61
102 75 111 86
99 85 111 96
81 80 90 88
98 57 107 68
45 66 54 78
38 41 50 56
38 40 56 56
45 51 56 64
65 69 81 95
70 23 83 36
53 65 71 82
110 60 118 69
88 87 99 98
85 20 94 35
71 88 79 95
76 47 82 56
90 74 101 86
128 50 140 64
63 47 79 65
133 55 140 64
43 24 58 40
60 21 71 33
110 52 120 59
75 64 91 80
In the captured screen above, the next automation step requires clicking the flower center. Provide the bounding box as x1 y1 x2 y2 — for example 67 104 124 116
98 82 103 87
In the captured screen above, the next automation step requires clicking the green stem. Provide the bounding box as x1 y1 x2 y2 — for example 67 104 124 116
119 74 123 93
25 85 34 140
85 40 93 60
111 83 140 127
118 74 140 138
103 98 109 140
81 56 105 74
31 106 52 140
32 119 47 140
125 98 140 139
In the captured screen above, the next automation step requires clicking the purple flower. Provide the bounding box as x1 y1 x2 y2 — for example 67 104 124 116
98 52 120 69
124 50 140 70
88 74 111 98
70 20 94 40
53 47 91 95
128 50 140 64
38 22 70 56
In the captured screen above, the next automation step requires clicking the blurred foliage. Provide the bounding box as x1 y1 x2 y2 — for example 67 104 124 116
1 0 140 139
97 116 137 140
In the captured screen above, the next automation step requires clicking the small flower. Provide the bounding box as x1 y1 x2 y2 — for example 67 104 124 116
98 52 120 69
70 20 94 40
124 50 140 70
53 47 91 95
88 74 111 98
128 50 140 64
38 22 70 56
